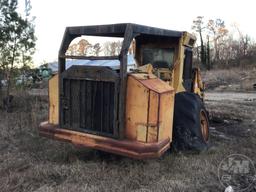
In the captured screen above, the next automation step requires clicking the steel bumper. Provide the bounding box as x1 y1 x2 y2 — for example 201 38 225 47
39 121 170 159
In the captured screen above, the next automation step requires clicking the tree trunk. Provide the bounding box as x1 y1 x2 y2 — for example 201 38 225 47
5 39 17 112
199 30 205 68
207 36 211 70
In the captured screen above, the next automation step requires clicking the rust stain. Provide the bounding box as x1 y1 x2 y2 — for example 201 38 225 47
39 121 170 159
125 74 175 144
136 124 147 142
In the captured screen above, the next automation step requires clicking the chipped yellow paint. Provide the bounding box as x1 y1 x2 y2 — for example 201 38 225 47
182 32 196 47
125 73 175 143
49 74 59 124
147 125 158 143
159 93 174 141
173 37 185 93
193 68 204 99
147 91 158 143
125 75 148 141
136 124 147 142
173 32 196 93
137 63 154 74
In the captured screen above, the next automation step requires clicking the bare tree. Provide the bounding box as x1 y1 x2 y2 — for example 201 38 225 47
93 43 101 56
103 41 122 56
192 16 207 68
66 40 102 56
77 39 91 56
207 19 228 65
66 44 78 55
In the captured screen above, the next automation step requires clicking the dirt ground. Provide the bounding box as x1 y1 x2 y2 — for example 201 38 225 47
0 70 256 192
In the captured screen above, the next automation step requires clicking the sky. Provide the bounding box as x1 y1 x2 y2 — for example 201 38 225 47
18 0 256 65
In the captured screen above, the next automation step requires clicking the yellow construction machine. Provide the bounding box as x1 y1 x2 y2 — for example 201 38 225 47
39 23 209 159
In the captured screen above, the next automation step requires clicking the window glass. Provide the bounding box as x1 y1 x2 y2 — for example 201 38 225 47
142 48 174 68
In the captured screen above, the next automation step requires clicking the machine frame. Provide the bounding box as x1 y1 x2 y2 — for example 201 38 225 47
39 23 204 159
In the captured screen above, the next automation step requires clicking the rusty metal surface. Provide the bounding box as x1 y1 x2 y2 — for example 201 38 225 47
125 75 149 141
125 74 175 144
137 77 174 94
39 121 170 159
65 23 183 39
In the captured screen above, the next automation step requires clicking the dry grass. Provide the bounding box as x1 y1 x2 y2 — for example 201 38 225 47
201 68 256 91
0 89 255 192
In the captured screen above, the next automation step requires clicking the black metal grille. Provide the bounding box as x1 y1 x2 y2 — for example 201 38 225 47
62 79 116 136
60 65 118 137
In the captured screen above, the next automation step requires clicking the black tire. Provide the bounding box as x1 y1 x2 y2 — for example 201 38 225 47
172 92 209 152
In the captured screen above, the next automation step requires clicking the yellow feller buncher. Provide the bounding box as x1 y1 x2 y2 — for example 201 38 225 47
39 23 209 159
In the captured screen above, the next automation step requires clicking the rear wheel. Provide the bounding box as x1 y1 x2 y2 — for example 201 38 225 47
172 92 209 151
200 109 209 143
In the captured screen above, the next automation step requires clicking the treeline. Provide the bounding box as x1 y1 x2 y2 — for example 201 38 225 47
66 39 122 56
191 16 256 70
